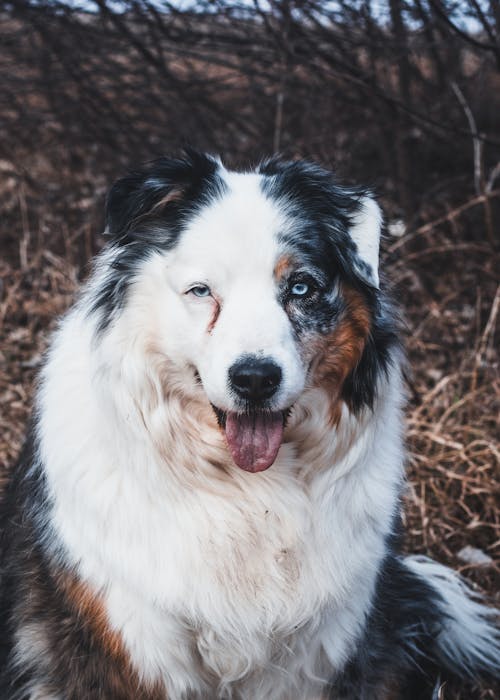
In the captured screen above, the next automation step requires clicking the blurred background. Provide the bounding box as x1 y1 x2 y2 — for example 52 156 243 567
0 2 499 697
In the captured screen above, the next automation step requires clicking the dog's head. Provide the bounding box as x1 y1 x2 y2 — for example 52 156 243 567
92 150 396 472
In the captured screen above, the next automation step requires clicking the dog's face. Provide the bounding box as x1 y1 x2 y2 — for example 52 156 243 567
94 152 391 472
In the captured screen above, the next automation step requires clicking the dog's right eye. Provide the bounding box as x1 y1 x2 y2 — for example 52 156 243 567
187 284 211 298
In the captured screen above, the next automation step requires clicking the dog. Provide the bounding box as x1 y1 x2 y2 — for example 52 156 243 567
1 150 499 699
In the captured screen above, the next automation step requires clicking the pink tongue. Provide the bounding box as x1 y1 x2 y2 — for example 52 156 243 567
225 412 284 472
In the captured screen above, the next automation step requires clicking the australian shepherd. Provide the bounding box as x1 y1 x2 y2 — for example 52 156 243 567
1 151 499 699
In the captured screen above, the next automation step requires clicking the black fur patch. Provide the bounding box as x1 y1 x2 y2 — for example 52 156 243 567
91 149 228 332
0 425 50 698
332 551 446 700
259 158 370 285
259 158 399 411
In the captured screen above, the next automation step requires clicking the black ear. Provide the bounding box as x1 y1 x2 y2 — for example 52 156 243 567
105 171 165 237
104 150 222 239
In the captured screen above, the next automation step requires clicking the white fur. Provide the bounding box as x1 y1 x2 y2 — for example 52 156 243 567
160 171 306 412
348 196 382 288
37 170 405 699
28 690 61 700
404 556 500 679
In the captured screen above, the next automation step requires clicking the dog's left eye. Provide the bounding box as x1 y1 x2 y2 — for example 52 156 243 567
290 282 310 297
187 284 211 298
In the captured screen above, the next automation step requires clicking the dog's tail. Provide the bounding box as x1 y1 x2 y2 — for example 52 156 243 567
404 555 500 682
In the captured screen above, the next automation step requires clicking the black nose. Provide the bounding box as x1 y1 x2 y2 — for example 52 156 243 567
229 357 282 402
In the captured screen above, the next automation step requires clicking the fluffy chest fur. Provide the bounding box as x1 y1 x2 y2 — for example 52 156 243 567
34 305 404 699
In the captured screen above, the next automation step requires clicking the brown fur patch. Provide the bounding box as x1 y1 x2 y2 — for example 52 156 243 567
59 573 128 663
273 255 294 282
56 570 167 699
207 297 221 333
131 186 185 231
150 187 185 212
311 285 371 423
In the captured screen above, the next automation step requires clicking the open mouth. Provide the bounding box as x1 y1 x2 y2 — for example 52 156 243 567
212 406 290 473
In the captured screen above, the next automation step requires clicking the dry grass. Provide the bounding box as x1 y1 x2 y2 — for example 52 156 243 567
393 252 499 601
0 162 499 699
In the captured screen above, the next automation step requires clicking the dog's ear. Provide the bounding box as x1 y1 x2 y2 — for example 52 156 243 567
348 195 382 289
105 170 183 238
105 151 221 239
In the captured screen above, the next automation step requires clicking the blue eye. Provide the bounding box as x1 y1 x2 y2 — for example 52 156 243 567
290 282 310 297
188 284 211 298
